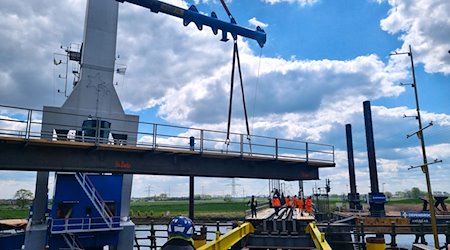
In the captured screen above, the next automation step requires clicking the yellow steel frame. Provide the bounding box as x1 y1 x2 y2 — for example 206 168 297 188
197 222 254 250
306 222 332 250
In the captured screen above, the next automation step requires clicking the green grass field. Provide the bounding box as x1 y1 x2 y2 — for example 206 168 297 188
0 199 263 220
0 205 29 219
0 197 423 221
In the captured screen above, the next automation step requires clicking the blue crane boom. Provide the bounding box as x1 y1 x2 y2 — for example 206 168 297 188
116 0 267 48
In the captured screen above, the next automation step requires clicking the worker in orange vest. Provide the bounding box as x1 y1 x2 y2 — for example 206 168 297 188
292 195 298 208
305 196 313 214
297 197 304 215
285 196 292 208
272 197 281 215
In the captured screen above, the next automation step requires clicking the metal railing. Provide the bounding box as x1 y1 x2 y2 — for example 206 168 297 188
50 216 122 234
74 173 115 229
197 222 254 250
0 104 335 163
134 222 235 250
317 221 450 249
306 222 332 250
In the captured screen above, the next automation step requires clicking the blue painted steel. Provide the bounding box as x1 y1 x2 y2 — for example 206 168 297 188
48 174 123 249
0 232 25 250
369 193 386 203
117 0 267 48
400 210 431 224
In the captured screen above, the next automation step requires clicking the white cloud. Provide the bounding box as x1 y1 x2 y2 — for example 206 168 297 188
262 0 319 6
381 0 450 74
248 17 268 28
155 53 405 142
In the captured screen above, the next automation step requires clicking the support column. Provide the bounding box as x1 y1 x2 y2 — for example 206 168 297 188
24 171 49 249
189 175 195 220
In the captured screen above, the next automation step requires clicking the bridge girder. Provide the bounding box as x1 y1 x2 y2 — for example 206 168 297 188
0 138 334 180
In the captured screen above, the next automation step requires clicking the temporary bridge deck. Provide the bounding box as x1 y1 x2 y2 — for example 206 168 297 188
0 105 335 179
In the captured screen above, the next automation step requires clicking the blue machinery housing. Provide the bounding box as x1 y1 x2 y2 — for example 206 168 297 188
48 174 123 249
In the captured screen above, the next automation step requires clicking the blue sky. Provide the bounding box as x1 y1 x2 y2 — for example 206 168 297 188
0 0 449 199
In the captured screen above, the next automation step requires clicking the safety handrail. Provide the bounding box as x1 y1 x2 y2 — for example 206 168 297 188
305 222 332 250
74 173 114 228
197 222 254 250
50 216 122 234
0 104 335 164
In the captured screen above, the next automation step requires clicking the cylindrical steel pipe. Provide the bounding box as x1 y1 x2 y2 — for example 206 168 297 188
345 124 357 194
363 101 380 193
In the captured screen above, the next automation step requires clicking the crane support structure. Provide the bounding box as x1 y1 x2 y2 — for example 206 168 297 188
116 0 267 48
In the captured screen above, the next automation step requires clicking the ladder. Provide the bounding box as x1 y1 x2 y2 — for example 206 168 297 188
62 233 83 250
74 172 114 229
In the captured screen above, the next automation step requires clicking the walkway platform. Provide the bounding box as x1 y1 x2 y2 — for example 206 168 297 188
0 105 335 180
246 208 315 221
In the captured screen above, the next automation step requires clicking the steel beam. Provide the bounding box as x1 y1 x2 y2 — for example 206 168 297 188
0 138 332 180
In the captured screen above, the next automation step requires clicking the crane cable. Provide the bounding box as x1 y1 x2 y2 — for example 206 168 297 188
226 41 251 142
221 0 252 152
220 0 234 20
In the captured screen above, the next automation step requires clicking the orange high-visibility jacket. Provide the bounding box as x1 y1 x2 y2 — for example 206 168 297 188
272 197 281 207
305 198 313 213
297 199 304 209
292 197 298 208
285 197 291 207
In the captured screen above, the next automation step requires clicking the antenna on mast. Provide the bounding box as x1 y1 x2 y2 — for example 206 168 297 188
53 43 82 97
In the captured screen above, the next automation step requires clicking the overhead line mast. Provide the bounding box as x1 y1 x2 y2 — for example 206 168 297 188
391 45 441 249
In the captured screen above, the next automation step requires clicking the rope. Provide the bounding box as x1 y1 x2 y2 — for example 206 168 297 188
225 40 253 154
235 42 251 138
235 41 252 154
225 41 237 144
219 0 254 153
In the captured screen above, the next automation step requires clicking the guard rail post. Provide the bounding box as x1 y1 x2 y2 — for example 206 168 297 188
275 138 278 159
152 124 157 148
26 109 32 140
390 221 397 247
200 130 204 153
95 117 100 145
446 222 450 249
419 223 426 245
332 145 335 162
240 134 244 156
215 221 221 240
150 221 157 250
359 221 366 250
306 142 309 162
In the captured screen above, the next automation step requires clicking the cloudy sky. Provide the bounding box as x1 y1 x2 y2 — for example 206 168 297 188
0 0 449 199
